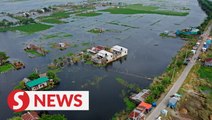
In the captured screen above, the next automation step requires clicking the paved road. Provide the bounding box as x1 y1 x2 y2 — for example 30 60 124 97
146 25 212 120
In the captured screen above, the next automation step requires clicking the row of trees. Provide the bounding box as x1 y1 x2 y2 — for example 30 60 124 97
27 71 60 83
145 38 197 103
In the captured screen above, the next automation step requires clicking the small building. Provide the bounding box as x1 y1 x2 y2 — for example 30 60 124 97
161 109 168 116
25 44 47 55
92 50 113 64
59 43 66 48
138 102 152 113
130 89 150 103
191 50 196 54
22 78 30 84
23 12 30 17
193 46 198 50
176 27 200 35
111 45 128 58
128 109 145 120
21 112 40 120
206 40 212 45
26 77 50 91
87 46 105 54
167 97 178 109
204 58 212 67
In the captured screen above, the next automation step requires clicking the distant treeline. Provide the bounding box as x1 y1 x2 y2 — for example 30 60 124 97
197 0 212 32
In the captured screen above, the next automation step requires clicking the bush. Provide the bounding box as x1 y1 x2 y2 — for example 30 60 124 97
28 73 40 80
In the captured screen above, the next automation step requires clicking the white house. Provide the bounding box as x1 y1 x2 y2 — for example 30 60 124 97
92 50 113 64
111 45 128 58
59 43 66 48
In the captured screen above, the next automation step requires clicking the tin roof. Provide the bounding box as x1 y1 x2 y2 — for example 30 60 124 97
21 112 39 120
26 77 49 88
138 102 152 110
205 58 212 63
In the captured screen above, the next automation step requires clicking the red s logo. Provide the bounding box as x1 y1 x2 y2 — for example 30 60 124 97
7 90 29 112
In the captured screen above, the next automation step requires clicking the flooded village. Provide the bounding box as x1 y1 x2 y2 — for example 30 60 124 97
0 0 210 120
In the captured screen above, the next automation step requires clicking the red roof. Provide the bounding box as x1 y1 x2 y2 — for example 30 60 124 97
205 58 212 63
21 112 39 120
138 102 152 110
128 109 145 120
129 111 140 118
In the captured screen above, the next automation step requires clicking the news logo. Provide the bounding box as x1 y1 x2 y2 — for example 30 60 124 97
7 90 89 112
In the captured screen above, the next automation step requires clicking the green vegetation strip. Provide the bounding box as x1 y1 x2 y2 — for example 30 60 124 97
25 50 44 56
39 11 71 24
40 32 72 40
101 4 189 16
198 66 212 82
76 12 102 17
0 63 14 73
0 23 52 33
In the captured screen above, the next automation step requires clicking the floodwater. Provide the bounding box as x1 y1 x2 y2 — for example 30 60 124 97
0 0 207 120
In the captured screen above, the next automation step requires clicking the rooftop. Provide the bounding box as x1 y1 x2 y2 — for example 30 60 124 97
138 102 152 110
26 77 49 88
169 97 178 104
21 112 39 120
111 45 127 52
205 58 212 63
97 50 113 57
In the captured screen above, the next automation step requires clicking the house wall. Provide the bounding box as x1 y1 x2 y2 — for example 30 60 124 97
121 49 128 56
106 54 113 61
205 62 212 66
31 82 48 91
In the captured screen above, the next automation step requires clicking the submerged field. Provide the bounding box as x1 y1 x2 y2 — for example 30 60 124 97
101 4 189 16
38 11 72 24
0 23 52 33
76 12 102 17
0 63 14 73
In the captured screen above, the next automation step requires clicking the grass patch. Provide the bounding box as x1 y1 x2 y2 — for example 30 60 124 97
0 23 52 33
101 4 189 16
160 33 176 38
88 28 104 33
198 66 212 81
43 34 59 39
76 12 102 17
85 60 93 64
39 11 71 24
40 33 72 40
63 34 72 37
126 4 159 11
81 42 90 46
25 49 44 56
0 63 14 73
41 18 66 24
199 86 212 93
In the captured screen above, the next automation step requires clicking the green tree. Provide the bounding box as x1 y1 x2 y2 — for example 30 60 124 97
47 71 56 79
0 51 9 65
8 116 21 120
28 73 40 80
145 95 154 104
40 114 67 120
162 76 171 86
